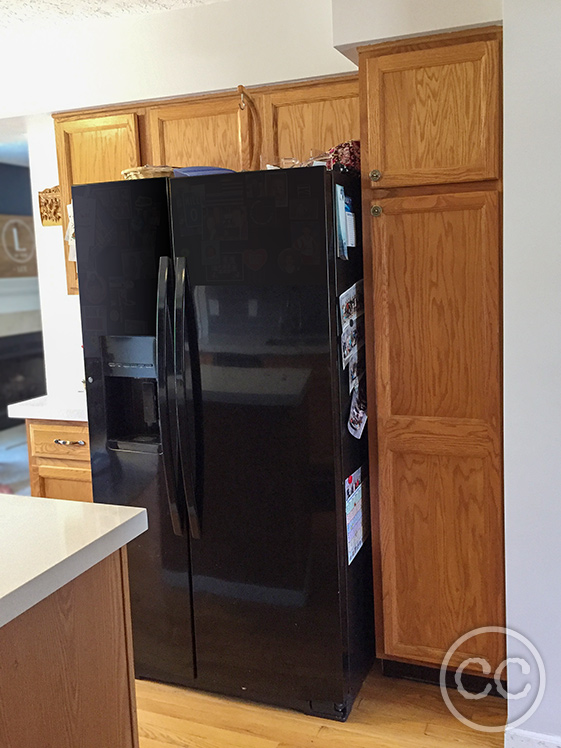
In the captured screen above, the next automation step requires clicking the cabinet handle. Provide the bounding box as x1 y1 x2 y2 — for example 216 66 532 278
53 439 86 446
371 205 383 217
369 169 382 182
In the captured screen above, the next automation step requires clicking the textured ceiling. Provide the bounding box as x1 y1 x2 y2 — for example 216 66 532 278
0 0 224 26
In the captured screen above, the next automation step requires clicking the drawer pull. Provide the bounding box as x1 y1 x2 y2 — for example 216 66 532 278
53 439 86 447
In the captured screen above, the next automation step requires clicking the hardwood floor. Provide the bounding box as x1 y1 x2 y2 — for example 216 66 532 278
135 664 506 748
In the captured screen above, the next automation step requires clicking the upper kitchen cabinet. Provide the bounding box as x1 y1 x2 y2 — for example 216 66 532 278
147 93 258 172
259 76 359 167
361 29 501 188
54 113 142 294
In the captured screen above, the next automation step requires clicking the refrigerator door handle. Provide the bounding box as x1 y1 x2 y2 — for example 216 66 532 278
174 256 203 540
156 256 185 537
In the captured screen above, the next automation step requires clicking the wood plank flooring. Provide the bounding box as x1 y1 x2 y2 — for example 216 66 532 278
136 664 506 748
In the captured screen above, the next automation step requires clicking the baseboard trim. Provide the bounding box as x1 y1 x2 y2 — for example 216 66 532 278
506 728 561 748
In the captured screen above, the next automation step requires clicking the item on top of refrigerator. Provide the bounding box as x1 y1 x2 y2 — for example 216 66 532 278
326 140 361 173
121 165 176 179
348 379 367 439
173 166 236 177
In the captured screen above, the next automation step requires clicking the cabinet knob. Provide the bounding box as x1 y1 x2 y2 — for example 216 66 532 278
371 205 383 217
369 169 382 182
54 439 86 446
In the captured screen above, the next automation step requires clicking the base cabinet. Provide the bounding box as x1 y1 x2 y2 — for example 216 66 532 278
0 549 138 748
27 419 93 502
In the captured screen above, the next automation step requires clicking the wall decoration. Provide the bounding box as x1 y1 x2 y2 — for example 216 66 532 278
0 215 37 278
38 185 62 226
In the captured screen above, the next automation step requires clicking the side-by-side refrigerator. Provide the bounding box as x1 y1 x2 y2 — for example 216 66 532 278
73 167 374 721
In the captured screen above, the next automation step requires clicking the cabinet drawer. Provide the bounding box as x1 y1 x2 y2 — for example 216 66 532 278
28 421 90 461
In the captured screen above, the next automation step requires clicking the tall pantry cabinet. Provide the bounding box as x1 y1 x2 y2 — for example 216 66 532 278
360 27 504 671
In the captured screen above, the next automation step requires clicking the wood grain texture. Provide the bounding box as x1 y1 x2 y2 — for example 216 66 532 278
357 25 502 59
369 191 503 668
363 39 500 187
0 550 138 748
54 113 141 294
135 663 505 748
28 419 90 459
26 419 93 501
260 77 359 166
147 96 252 172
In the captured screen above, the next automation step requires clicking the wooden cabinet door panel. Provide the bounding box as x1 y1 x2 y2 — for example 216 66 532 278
260 78 359 166
370 191 503 667
364 41 500 187
55 113 141 294
148 98 250 172
38 465 93 502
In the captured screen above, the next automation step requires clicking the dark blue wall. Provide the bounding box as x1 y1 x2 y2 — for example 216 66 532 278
0 163 32 216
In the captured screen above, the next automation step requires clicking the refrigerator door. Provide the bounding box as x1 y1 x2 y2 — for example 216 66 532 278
170 169 347 716
73 178 196 684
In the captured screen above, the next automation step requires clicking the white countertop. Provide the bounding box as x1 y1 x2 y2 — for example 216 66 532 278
0 494 147 629
8 393 88 422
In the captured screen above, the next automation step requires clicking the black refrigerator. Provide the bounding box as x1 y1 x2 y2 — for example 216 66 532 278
73 167 374 721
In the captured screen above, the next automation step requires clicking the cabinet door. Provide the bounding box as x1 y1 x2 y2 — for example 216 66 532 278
260 77 359 166
369 191 503 669
363 40 500 187
54 114 142 294
37 465 93 502
148 96 254 172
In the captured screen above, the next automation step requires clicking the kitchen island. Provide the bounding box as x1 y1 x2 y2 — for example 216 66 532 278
0 494 147 748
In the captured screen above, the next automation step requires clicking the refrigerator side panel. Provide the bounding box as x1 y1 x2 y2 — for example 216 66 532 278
73 178 196 685
326 169 375 702
170 169 347 718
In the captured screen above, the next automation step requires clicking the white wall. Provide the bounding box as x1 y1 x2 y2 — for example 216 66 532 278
0 0 355 120
26 116 85 396
503 1 561 744
2 0 356 396
332 0 503 61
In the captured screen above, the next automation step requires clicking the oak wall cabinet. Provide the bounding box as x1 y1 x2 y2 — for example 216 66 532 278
54 114 143 294
259 77 359 167
27 419 93 502
360 27 504 672
362 32 500 188
53 74 358 295
147 94 257 173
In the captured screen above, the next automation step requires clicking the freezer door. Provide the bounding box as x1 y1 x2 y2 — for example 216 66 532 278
170 169 348 716
73 178 197 685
